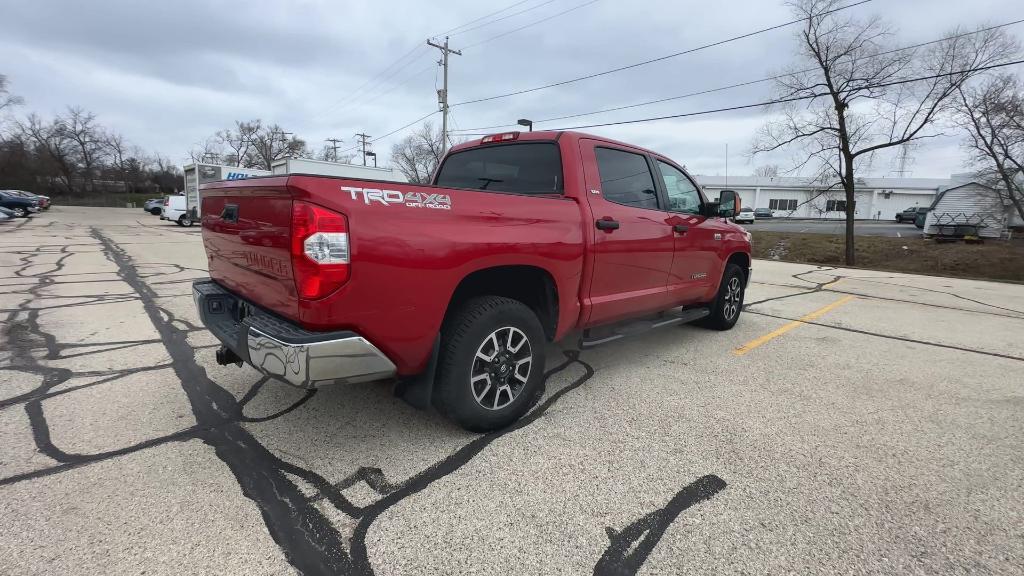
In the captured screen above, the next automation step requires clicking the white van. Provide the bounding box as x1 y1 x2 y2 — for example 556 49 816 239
159 195 194 227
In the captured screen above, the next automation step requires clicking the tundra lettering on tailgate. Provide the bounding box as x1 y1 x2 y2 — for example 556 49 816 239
342 186 452 210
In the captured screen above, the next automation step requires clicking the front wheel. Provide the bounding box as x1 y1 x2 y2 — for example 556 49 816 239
435 296 547 432
699 263 746 331
12 207 27 218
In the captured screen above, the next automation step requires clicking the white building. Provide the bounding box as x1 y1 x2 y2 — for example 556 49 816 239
695 175 950 221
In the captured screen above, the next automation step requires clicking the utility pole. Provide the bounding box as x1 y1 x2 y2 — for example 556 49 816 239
275 131 294 160
354 132 371 166
325 138 344 162
427 36 461 154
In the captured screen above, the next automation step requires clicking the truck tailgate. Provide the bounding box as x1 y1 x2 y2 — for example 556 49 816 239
201 179 297 320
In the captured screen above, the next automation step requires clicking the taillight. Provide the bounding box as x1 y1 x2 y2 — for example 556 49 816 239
164 198 170 206
290 200 350 299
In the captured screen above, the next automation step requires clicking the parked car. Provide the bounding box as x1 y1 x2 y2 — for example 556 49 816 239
0 190 40 217
734 206 755 224
754 208 773 218
159 195 194 226
896 206 928 223
193 130 752 431
2 189 50 210
0 206 15 221
143 198 164 215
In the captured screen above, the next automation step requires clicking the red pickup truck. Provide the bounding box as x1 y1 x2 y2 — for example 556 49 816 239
193 130 751 431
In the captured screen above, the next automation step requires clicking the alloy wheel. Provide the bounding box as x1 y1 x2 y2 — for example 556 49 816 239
469 326 532 411
723 276 743 320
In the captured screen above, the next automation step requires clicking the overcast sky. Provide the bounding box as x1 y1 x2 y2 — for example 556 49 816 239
1 0 1019 177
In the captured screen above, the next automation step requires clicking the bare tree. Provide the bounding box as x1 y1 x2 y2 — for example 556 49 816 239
752 0 1016 264
105 131 150 194
0 74 23 115
390 122 444 184
244 124 308 169
957 73 1024 222
58 107 108 194
188 136 223 164
216 120 261 167
20 113 78 193
752 164 780 178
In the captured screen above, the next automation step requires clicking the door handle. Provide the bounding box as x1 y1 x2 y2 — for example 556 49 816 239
595 218 620 231
673 224 689 233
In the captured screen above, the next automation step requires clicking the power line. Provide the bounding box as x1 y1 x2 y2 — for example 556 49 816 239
332 110 441 157
450 0 874 107
311 43 429 122
450 0 560 37
452 59 1024 136
545 58 1024 131
453 18 1024 132
463 0 601 50
435 0 535 37
318 48 434 122
374 110 440 144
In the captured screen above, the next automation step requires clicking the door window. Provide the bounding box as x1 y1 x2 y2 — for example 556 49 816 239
595 148 659 210
656 161 702 214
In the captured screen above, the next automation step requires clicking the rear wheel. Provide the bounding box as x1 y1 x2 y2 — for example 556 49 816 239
12 207 27 218
699 263 745 331
435 296 546 432
178 215 193 227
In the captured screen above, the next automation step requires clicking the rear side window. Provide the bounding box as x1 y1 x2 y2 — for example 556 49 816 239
595 148 659 210
434 143 563 195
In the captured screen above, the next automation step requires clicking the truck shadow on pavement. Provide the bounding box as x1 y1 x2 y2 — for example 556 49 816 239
1 225 728 576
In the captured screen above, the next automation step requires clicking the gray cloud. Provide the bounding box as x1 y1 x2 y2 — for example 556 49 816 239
2 0 1018 177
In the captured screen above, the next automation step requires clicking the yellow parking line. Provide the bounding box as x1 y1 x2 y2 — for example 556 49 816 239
733 295 856 356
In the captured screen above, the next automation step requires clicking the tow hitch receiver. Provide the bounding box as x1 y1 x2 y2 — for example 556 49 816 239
215 345 243 367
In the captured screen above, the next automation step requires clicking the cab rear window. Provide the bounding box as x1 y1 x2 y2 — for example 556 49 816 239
434 143 563 195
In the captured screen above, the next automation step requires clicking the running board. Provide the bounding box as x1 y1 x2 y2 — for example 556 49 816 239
580 307 711 349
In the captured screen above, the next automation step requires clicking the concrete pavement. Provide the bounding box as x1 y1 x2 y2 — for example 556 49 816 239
2 207 1022 575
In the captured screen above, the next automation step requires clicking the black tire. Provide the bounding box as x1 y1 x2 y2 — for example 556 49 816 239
178 215 193 227
699 263 746 331
434 296 547 432
895 216 902 223
150 208 161 215
12 207 27 218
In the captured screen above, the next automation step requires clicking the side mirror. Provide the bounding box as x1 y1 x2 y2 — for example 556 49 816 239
718 189 738 218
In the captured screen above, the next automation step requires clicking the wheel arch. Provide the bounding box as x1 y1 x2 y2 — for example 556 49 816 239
444 265 560 341
726 251 751 283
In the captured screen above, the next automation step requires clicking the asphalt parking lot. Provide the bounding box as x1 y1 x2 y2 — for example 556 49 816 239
749 219 915 236
2 206 1023 575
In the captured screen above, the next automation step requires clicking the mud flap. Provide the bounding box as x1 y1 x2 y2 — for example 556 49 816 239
393 336 440 410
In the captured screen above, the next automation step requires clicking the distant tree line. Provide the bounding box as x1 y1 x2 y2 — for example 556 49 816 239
189 120 360 170
0 74 183 198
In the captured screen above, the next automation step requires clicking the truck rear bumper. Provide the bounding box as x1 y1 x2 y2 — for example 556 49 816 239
192 279 396 388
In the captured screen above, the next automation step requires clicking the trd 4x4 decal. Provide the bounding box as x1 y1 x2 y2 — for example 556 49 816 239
342 186 452 210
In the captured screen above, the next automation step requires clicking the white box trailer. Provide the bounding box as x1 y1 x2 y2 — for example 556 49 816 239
270 158 408 183
183 163 271 218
